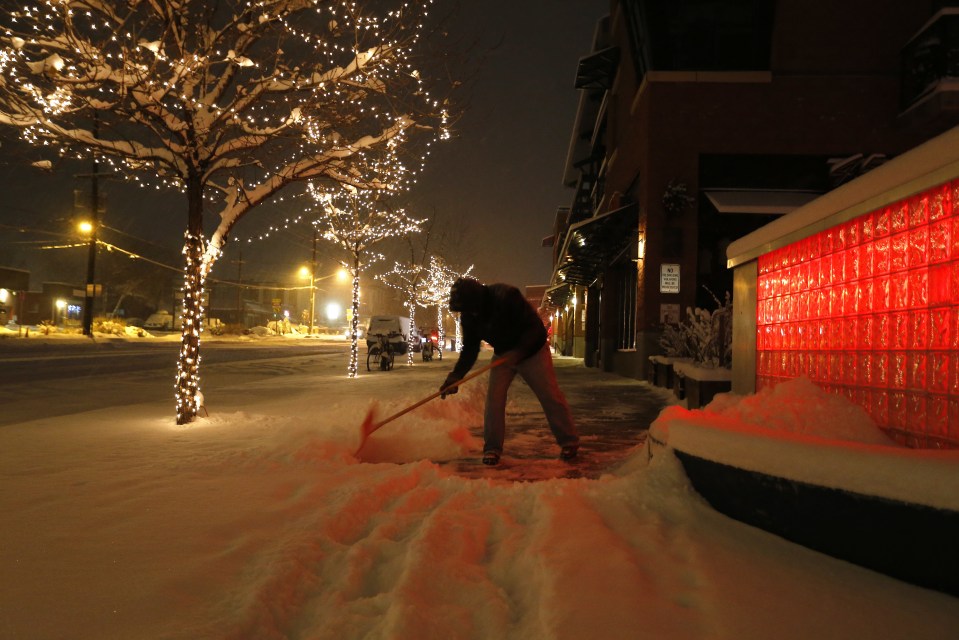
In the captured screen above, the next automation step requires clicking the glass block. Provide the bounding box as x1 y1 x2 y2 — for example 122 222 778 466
928 395 949 436
951 349 959 395
891 312 910 349
873 352 890 387
873 312 891 350
929 352 950 393
952 262 959 304
929 220 951 263
929 184 952 221
841 317 857 348
845 219 861 247
861 212 876 242
950 398 959 440
889 391 908 428
829 318 844 350
786 322 798 350
858 352 873 386
824 227 837 254
779 351 789 376
856 315 872 349
873 278 890 313
909 194 929 228
874 236 891 273
909 310 929 349
907 226 929 267
906 392 926 429
929 264 951 307
953 218 959 258
842 352 857 385
831 251 845 282
859 244 874 278
891 351 907 388
890 233 909 272
907 269 928 308
891 271 909 309
758 350 770 376
829 352 842 383
846 247 859 280
875 207 891 237
871 390 889 427
891 201 908 233
906 351 927 389
929 308 950 348
857 280 873 314
841 283 855 315
816 352 829 382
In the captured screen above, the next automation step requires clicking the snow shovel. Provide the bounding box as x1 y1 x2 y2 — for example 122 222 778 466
355 356 509 456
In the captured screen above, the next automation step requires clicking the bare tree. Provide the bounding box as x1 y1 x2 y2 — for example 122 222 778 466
0 1 454 423
310 185 423 377
421 255 471 353
377 219 436 365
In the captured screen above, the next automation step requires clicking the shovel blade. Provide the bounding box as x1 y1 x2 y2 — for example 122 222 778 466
355 402 379 456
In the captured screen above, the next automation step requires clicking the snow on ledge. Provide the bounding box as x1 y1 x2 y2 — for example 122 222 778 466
650 377 959 512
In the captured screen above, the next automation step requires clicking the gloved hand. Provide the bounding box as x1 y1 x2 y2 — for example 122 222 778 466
439 372 462 399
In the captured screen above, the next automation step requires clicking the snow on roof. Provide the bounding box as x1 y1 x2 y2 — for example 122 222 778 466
727 124 959 268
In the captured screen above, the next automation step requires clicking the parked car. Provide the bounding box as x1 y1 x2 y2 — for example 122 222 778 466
144 310 174 330
365 315 417 355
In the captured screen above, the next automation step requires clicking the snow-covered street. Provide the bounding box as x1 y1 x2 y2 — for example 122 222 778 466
2 337 958 639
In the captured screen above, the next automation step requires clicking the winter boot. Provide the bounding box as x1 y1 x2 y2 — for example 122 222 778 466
560 445 579 461
482 451 501 466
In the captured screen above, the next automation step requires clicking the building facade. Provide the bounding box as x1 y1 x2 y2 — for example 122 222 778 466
547 0 959 379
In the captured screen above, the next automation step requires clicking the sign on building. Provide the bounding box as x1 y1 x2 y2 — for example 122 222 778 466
660 263 680 294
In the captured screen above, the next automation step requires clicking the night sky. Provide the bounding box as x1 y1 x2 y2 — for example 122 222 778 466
0 1 608 290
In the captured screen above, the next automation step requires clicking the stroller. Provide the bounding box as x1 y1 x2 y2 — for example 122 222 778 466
420 334 435 362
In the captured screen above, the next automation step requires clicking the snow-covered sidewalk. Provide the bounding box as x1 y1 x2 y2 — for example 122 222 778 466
2 350 958 639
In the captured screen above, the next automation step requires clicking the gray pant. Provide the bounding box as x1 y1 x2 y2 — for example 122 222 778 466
484 344 579 454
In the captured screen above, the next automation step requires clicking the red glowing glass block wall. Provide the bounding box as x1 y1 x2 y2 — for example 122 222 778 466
755 180 959 448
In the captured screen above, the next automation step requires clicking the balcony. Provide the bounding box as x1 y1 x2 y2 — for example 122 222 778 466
899 10 959 128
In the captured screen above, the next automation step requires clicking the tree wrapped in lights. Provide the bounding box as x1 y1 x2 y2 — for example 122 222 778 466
421 256 472 353
311 185 423 377
377 224 437 366
0 1 453 423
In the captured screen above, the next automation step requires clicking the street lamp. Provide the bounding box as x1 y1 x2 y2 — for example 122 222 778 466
55 298 66 326
298 265 316 335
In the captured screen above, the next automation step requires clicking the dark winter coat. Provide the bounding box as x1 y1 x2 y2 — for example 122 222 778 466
450 283 547 379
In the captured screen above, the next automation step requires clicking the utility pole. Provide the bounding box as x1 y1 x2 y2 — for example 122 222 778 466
234 250 244 326
309 226 317 335
81 115 99 337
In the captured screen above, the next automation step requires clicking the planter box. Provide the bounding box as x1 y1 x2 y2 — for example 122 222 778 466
673 362 731 409
648 418 959 597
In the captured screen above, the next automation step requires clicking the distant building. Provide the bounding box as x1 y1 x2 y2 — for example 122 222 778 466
546 0 959 378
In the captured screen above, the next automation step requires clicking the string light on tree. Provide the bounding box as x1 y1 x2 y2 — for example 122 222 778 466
309 184 424 378
0 0 458 423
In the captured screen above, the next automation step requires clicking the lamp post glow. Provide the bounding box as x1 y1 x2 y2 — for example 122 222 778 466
298 265 316 335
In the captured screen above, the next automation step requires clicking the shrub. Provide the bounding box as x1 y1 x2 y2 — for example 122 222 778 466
659 288 732 368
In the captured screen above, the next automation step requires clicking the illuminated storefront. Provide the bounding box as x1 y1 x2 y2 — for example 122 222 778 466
729 128 959 449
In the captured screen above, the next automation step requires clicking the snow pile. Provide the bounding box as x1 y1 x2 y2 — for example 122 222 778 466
701 376 894 445
2 346 959 638
649 377 959 511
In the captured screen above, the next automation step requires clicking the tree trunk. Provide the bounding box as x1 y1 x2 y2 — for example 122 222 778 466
436 306 445 354
348 255 361 378
407 293 416 366
175 177 206 424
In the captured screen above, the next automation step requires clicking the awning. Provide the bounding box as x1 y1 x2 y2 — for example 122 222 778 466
705 190 821 215
543 283 571 308
551 203 637 288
